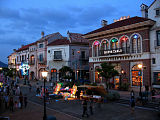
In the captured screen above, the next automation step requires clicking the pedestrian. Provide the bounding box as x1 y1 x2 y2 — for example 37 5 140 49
4 94 8 109
151 88 156 101
19 92 23 109
82 100 89 117
89 99 93 115
29 84 32 92
130 90 135 99
130 97 135 114
15 100 18 109
9 96 14 112
24 95 27 108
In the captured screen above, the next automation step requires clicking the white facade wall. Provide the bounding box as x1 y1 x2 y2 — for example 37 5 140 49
148 0 160 84
47 45 69 81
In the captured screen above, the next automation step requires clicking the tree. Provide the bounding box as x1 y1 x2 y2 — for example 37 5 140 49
96 62 119 90
59 66 73 79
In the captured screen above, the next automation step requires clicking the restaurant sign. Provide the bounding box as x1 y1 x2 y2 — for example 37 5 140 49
104 49 123 55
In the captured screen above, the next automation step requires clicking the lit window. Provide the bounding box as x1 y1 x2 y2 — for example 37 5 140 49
131 34 141 53
93 41 100 57
101 40 109 50
111 38 118 49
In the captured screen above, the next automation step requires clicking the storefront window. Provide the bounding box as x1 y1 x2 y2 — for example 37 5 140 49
153 72 160 83
131 64 142 86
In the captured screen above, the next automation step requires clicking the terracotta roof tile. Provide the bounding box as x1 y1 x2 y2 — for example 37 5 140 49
68 32 88 43
85 16 154 35
16 42 36 52
47 39 70 46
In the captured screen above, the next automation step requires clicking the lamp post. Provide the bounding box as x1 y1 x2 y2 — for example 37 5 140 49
42 70 48 120
138 64 143 101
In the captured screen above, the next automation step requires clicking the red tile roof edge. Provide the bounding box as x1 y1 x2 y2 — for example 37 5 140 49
84 16 155 36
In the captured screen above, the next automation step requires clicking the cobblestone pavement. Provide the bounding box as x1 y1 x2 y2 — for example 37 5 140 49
1 80 160 120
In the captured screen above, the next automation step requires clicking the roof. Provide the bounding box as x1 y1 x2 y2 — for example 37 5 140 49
16 42 36 52
68 32 88 43
47 38 70 46
85 16 154 35
148 0 156 9
0 61 8 68
37 32 63 43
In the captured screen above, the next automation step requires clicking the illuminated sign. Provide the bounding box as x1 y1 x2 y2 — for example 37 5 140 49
104 49 123 55
19 62 30 76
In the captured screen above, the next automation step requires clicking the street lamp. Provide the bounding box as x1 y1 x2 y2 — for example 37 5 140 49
42 70 48 120
138 64 143 101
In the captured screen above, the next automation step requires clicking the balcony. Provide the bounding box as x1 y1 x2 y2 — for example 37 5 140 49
100 47 130 56
29 60 35 65
53 55 62 61
38 59 46 64
79 57 89 61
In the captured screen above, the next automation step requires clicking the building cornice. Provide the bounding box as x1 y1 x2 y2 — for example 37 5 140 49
84 20 155 40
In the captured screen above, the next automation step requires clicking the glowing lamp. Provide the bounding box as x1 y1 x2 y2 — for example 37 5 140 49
94 41 99 45
133 34 138 39
0 67 2 70
138 64 143 69
42 70 48 78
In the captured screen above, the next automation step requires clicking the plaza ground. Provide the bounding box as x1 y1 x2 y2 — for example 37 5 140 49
0 80 160 120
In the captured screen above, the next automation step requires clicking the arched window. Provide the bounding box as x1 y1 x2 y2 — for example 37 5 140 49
92 41 100 57
131 34 142 53
120 36 129 53
131 64 143 86
111 38 118 49
101 40 109 50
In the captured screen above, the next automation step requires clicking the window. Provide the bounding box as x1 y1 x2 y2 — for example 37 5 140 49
22 55 24 62
101 40 109 50
111 38 118 49
81 51 85 59
153 72 160 83
39 54 43 61
92 41 100 57
120 36 129 53
131 34 142 53
54 51 62 59
72 49 74 55
39 44 43 48
157 31 160 46
48 50 50 53
131 64 143 86
156 9 160 16
152 58 156 64
17 56 19 62
20 56 21 62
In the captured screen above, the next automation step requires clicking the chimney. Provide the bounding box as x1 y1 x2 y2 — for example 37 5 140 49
41 31 44 38
140 4 148 18
101 20 107 27
13 49 16 52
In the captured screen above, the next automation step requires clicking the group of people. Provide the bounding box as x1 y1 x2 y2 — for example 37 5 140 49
82 99 94 117
0 76 28 112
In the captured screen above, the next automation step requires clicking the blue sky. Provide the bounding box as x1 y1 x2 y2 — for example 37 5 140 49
0 0 153 64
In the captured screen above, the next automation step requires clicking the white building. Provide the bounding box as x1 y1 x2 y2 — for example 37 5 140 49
47 32 89 82
141 0 160 87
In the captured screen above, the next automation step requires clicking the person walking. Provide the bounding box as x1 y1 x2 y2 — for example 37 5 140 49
82 100 89 117
19 92 23 109
4 94 8 109
130 97 135 114
151 88 156 101
89 99 93 115
24 95 27 108
130 90 135 99
9 96 14 112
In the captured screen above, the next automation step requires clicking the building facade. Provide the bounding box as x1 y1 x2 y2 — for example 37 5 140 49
84 16 155 91
47 32 89 82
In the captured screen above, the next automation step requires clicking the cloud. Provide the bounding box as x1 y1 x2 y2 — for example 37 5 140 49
0 35 27 45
